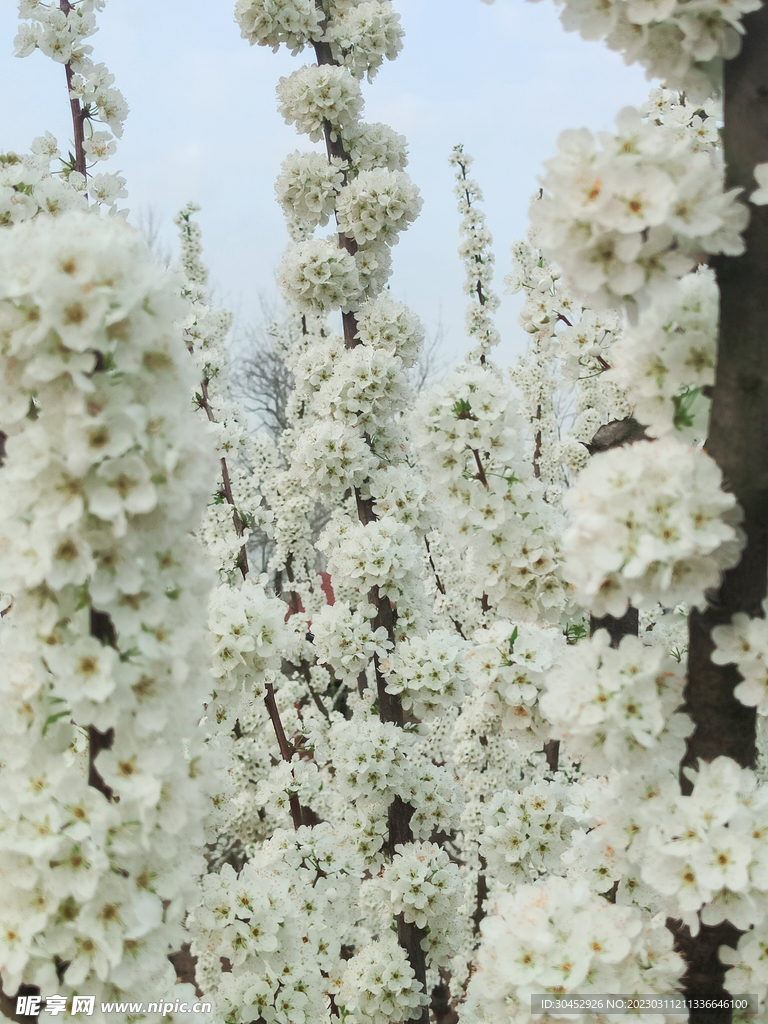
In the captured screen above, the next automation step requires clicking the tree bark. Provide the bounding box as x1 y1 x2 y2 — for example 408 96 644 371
677 9 768 1021
590 606 639 647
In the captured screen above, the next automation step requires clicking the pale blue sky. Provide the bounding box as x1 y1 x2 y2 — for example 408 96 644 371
1 0 650 363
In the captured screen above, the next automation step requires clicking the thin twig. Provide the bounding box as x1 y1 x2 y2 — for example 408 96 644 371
472 448 489 488
264 682 304 831
60 1 88 181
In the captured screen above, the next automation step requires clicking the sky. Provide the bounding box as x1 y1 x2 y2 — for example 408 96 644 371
0 0 651 366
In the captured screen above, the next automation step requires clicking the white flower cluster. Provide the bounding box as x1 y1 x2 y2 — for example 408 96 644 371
208 578 289 705
324 516 421 611
313 345 413 429
311 601 392 683
336 168 422 246
540 630 691 774
466 876 684 1023
721 917 768 1008
332 716 411 801
250 0 481 1010
415 365 568 623
610 267 717 438
0 212 216 1007
327 1 404 80
348 122 408 173
355 293 423 367
466 621 567 747
712 601 768 717
371 465 436 533
562 436 744 617
279 237 361 313
450 145 501 360
16 1 129 166
189 826 355 1024
478 782 575 886
176 201 278 588
331 715 461 848
381 631 469 719
563 755 768 938
234 0 322 53
277 64 364 143
254 756 323 823
339 937 428 1024
353 241 393 297
530 103 747 309
275 150 344 234
174 201 209 286
371 842 462 963
752 163 768 206
292 332 346 398
506 239 625 496
525 0 760 96
293 418 378 496
639 758 768 933
1 139 89 226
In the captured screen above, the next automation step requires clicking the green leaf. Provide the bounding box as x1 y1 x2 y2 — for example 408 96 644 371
672 386 702 430
452 398 475 421
42 710 71 736
565 622 588 644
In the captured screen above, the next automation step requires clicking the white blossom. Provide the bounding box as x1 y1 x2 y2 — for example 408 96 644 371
327 1 404 80
336 168 422 246
609 267 717 437
530 101 747 309
279 237 361 313
562 437 744 617
751 163 768 206
347 122 408 172
338 937 427 1024
276 64 364 143
540 629 692 773
0 212 217 1006
466 876 684 1023
234 0 322 53
712 602 768 717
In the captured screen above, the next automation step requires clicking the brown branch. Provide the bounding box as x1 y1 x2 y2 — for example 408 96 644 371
533 403 542 481
310 25 361 351
60 2 87 181
472 448 489 488
263 682 304 831
542 739 560 773
431 970 459 1024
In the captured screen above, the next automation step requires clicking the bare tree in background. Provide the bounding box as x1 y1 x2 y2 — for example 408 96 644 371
413 310 446 393
232 316 295 439
230 299 447 584
135 205 173 267
232 299 446 437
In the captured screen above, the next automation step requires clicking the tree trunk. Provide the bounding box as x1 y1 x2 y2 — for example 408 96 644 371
678 9 768 1021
